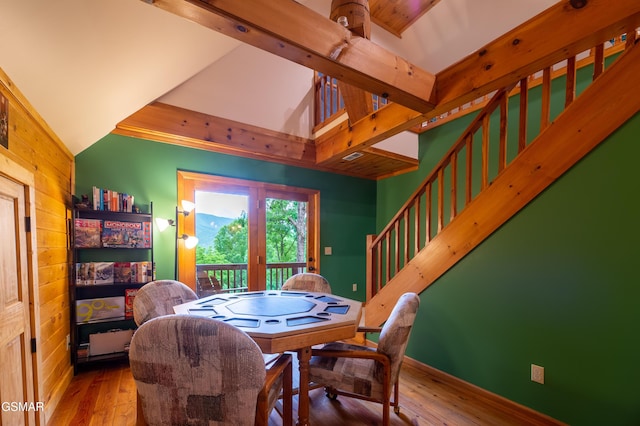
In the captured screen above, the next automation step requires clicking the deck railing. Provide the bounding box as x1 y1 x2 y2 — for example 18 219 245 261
196 262 307 294
366 31 638 299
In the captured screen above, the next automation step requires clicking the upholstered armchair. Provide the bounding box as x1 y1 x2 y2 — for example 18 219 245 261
281 273 332 293
132 279 198 326
308 292 420 426
130 315 292 426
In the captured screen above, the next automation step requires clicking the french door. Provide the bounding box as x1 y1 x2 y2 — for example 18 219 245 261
177 171 319 292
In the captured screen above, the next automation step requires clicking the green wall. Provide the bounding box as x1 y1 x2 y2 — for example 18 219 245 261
75 135 376 298
378 110 640 423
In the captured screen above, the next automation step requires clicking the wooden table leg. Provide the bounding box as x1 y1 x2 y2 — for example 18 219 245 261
296 347 311 426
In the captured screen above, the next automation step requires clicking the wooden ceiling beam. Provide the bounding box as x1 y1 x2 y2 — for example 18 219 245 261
145 0 436 113
315 0 640 165
436 0 640 111
113 102 419 179
114 102 316 164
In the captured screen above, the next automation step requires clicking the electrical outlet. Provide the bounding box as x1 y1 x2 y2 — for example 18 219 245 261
531 364 544 384
352 283 357 292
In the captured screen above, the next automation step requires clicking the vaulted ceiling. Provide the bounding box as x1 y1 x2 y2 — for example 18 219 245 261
4 0 615 179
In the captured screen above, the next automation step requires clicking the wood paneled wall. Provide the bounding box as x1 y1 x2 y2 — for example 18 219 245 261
0 66 74 421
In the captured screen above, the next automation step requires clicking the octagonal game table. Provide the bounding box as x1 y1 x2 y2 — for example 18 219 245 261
173 290 362 426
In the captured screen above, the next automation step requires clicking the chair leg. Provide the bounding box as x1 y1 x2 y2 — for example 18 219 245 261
392 381 400 414
382 397 390 426
282 358 293 426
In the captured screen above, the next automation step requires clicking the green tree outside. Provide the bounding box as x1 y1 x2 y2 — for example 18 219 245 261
196 200 307 290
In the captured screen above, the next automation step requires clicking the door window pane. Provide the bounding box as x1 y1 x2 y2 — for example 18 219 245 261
195 191 248 295
265 198 307 290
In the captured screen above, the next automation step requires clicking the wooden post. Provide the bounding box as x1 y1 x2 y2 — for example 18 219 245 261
330 0 374 124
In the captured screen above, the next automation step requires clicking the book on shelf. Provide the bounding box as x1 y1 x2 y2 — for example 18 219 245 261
92 186 135 212
124 288 138 319
131 261 154 283
76 262 114 285
114 262 132 283
74 218 102 248
102 220 151 248
94 262 115 284
76 296 125 323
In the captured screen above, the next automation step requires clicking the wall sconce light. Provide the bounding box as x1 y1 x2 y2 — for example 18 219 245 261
179 200 196 215
179 234 199 249
155 217 174 232
156 200 199 279
156 200 196 231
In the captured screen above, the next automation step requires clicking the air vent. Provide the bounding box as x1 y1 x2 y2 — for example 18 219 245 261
342 152 364 161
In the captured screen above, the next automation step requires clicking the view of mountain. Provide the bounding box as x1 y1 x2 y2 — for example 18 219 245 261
196 212 235 247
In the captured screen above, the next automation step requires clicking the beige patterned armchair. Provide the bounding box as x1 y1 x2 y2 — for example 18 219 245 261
281 273 332 293
308 292 420 426
130 315 292 426
132 280 198 326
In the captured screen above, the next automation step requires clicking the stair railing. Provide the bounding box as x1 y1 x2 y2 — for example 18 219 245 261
366 31 638 300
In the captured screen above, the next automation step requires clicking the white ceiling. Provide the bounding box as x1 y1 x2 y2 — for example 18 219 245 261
0 0 557 157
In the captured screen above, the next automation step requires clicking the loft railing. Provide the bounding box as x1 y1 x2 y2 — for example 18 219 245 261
313 72 388 128
313 35 636 133
366 31 638 299
196 262 306 294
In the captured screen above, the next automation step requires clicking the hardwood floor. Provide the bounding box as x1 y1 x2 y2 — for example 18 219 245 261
47 359 565 426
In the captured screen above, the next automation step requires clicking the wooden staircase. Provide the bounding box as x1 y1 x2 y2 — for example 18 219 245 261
363 35 640 327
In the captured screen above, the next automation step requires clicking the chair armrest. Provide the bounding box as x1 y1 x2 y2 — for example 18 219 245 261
311 348 391 369
263 353 292 390
356 326 382 334
259 353 293 426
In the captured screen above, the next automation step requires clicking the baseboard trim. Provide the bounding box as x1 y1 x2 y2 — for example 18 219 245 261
401 355 566 425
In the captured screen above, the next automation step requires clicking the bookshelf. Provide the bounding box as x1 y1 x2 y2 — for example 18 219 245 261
70 203 153 372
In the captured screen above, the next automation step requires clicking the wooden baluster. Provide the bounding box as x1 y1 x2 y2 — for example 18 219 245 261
518 78 528 153
365 234 375 300
498 92 508 173
376 240 382 293
394 219 401 277
437 168 445 232
414 195 421 256
384 232 391 285
565 56 576 107
481 114 490 191
465 134 473 205
450 150 458 221
403 208 409 266
541 66 551 130
425 182 432 244
593 43 604 80
625 28 637 49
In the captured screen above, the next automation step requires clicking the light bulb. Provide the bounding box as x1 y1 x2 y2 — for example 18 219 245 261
155 217 174 232
181 200 196 214
179 234 199 249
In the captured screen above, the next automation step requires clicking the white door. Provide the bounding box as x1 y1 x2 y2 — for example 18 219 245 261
0 174 36 425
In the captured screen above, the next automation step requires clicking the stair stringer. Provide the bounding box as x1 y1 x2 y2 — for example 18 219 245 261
364 41 640 327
